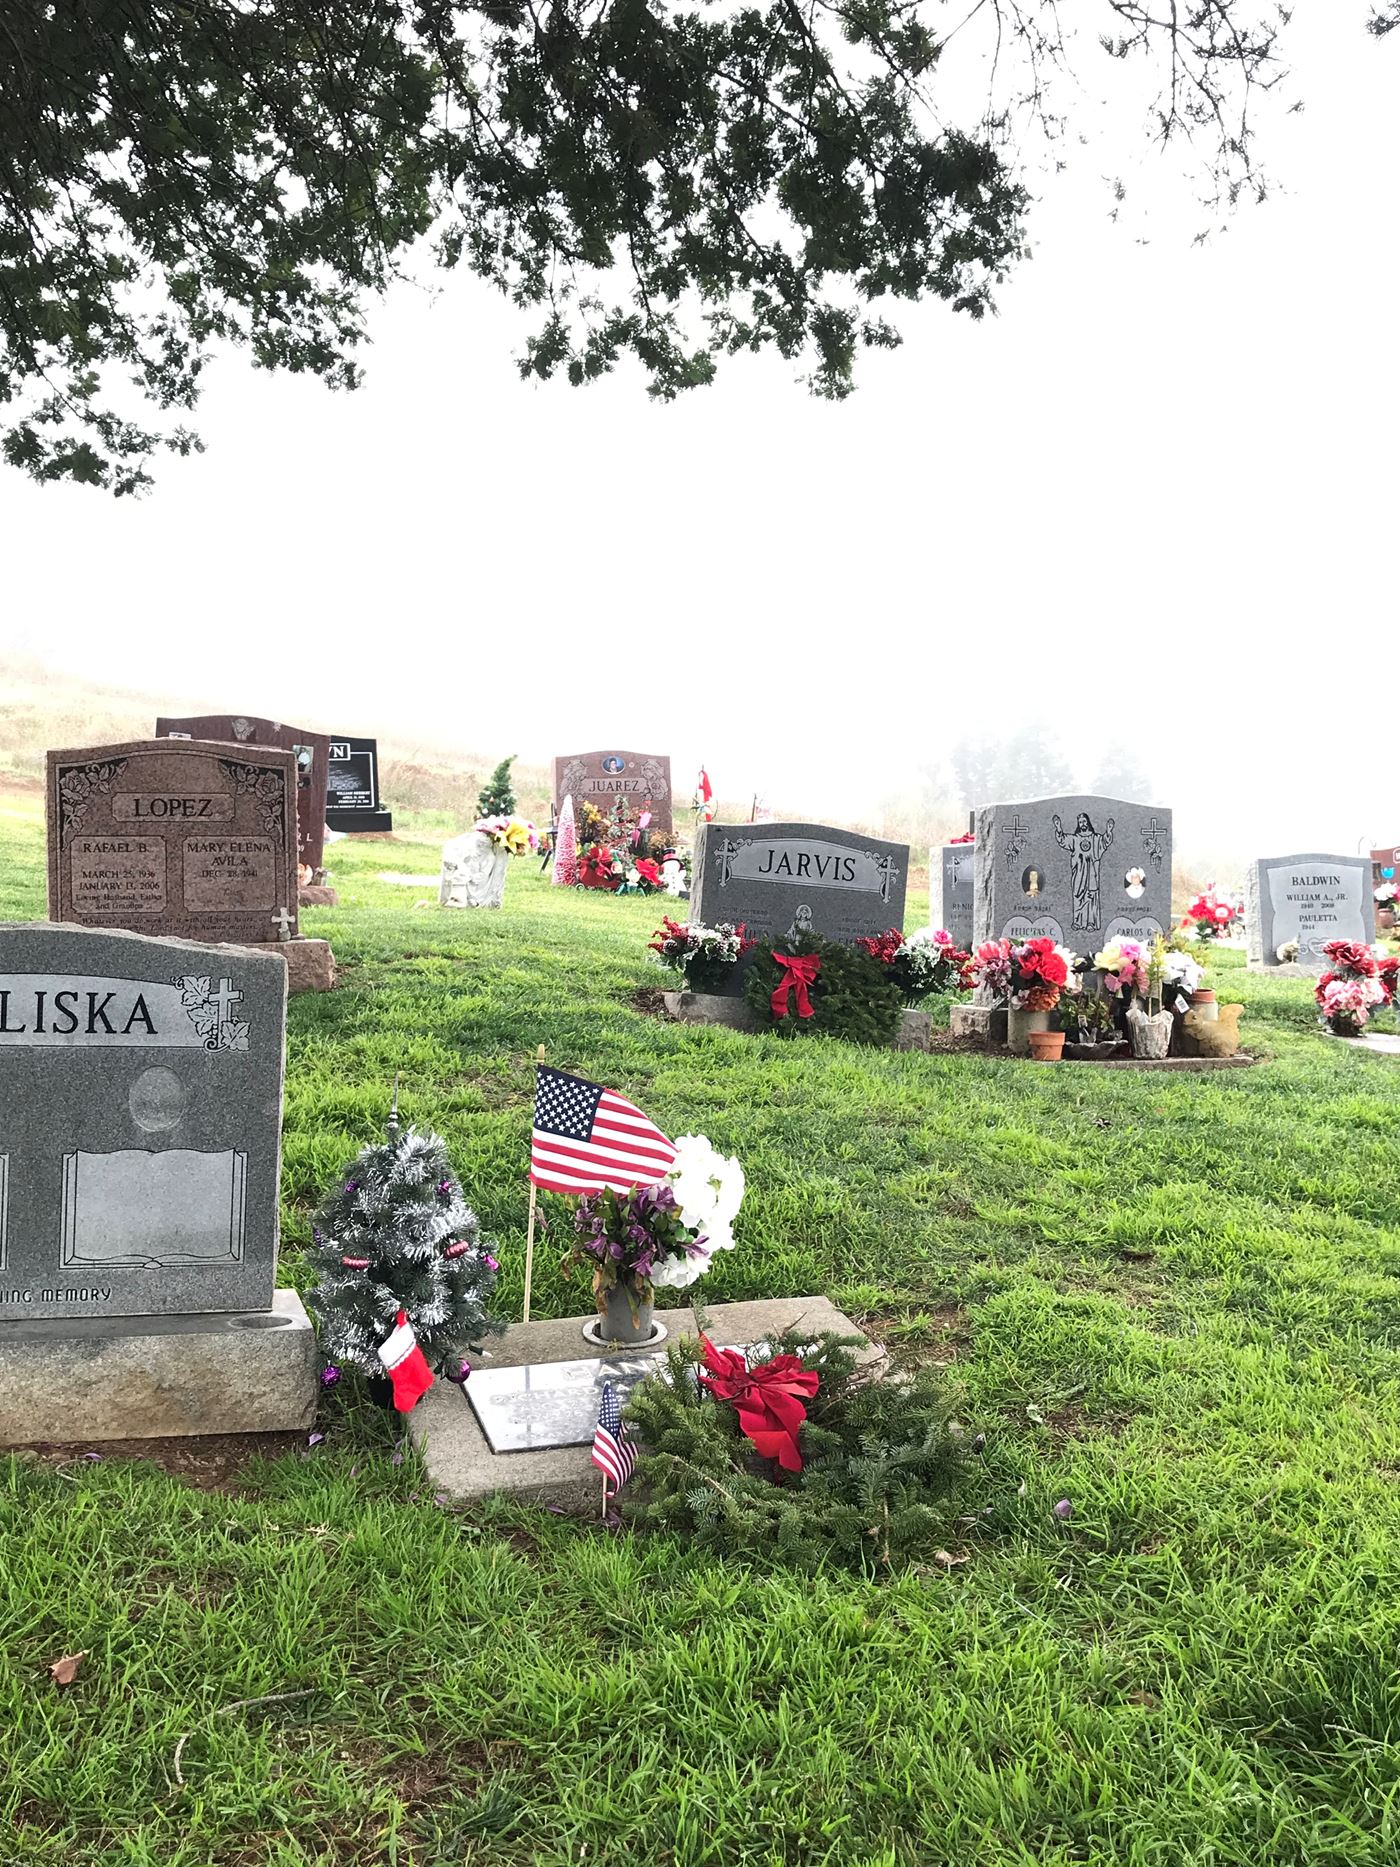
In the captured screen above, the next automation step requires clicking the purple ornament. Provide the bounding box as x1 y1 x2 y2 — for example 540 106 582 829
1053 1498 1073 1521
442 1357 472 1385
345 1178 360 1194
436 1179 453 1198
319 1364 342 1389
482 1253 499 1272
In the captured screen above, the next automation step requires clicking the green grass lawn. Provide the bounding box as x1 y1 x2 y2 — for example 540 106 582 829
3 804 1400 1865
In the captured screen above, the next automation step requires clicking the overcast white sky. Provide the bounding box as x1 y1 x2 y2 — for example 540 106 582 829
0 8 1394 869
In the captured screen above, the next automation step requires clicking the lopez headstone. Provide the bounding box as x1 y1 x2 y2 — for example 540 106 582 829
156 714 330 872
973 794 1173 952
47 740 299 947
929 841 975 950
1246 854 1374 970
326 735 393 834
691 821 908 991
554 749 673 836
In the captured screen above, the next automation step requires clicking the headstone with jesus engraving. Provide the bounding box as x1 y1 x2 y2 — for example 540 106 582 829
973 794 1173 954
47 740 299 947
156 714 330 872
690 821 908 992
554 749 673 836
1246 854 1374 970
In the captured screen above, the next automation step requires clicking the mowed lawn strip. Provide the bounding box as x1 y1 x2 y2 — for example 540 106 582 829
2 804 1400 1865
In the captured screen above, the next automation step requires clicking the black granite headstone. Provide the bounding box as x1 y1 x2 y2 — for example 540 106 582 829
325 736 393 833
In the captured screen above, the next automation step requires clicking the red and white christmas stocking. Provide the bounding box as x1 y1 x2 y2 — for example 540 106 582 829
377 1309 434 1411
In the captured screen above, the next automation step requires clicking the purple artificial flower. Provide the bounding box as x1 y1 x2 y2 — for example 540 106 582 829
319 1365 342 1390
481 1254 499 1272
608 1241 624 1259
307 1432 326 1447
1053 1498 1073 1521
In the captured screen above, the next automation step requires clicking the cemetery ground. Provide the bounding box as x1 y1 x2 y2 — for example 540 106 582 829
2 792 1400 1867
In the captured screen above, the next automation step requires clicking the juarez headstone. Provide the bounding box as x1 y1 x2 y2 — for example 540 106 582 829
554 750 673 837
973 794 1173 953
326 735 393 834
691 821 908 991
47 740 299 946
1246 854 1374 970
929 841 975 950
156 715 330 872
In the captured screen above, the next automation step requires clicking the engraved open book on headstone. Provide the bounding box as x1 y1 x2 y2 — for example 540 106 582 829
61 1150 247 1268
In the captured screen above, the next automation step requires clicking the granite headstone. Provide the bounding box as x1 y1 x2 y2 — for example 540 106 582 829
0 922 286 1321
156 715 330 871
554 749 673 836
691 820 908 991
326 736 393 834
929 841 975 950
47 740 299 946
973 794 1173 953
1246 854 1374 970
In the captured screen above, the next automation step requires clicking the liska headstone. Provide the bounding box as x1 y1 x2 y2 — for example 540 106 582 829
691 821 908 991
48 740 299 946
973 795 1173 952
555 749 673 836
929 841 975 951
1246 854 1374 970
156 714 330 872
326 735 393 834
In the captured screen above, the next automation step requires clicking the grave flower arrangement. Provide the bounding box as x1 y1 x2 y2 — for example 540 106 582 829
474 815 538 855
969 935 1078 1011
574 799 679 894
744 930 905 1046
567 1134 744 1324
1158 946 1206 1013
855 927 972 1003
649 917 755 992
1314 939 1387 1035
1094 938 1151 1001
1182 887 1241 942
1376 882 1397 906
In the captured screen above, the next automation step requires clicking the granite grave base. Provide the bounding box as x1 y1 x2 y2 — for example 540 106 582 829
271 937 336 993
298 885 339 909
409 1296 874 1509
661 990 933 1051
0 1289 319 1445
950 1004 1008 1043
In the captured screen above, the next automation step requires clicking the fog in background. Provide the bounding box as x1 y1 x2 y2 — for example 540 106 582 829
0 9 1394 877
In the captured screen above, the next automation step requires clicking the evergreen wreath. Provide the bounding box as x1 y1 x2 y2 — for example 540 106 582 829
743 930 904 1046
307 1115 505 1379
623 1331 969 1575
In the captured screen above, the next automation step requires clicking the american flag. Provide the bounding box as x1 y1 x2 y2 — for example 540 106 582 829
591 1382 637 1494
529 1066 676 1196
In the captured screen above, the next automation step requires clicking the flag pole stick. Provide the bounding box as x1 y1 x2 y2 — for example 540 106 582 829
523 1043 545 1323
601 1472 610 1521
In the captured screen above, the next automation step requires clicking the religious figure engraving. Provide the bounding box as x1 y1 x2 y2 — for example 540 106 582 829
1053 811 1116 931
788 904 814 939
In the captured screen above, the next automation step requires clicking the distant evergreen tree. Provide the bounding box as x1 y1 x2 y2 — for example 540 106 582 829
477 757 517 818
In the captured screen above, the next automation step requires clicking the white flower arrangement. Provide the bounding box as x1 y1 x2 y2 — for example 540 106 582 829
649 1133 745 1289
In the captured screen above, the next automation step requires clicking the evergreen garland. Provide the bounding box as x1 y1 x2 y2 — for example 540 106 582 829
477 756 517 818
743 931 904 1046
623 1331 969 1574
307 1120 505 1377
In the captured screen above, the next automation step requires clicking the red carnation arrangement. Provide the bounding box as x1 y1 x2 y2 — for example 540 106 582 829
856 928 905 967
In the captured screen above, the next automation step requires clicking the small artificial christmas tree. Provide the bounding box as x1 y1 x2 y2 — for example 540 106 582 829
552 792 578 887
307 1091 504 1385
477 755 517 819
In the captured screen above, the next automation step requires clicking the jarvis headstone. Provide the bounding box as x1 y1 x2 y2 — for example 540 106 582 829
973 794 1173 953
326 735 393 834
47 740 299 946
691 821 907 991
1246 854 1374 970
929 841 975 950
156 714 330 872
554 749 673 836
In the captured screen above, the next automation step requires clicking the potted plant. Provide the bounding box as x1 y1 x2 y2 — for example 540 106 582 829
1028 1028 1065 1061
649 917 755 994
969 936 1080 1053
567 1135 744 1343
1314 940 1388 1037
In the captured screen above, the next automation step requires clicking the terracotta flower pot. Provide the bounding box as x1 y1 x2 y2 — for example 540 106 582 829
1189 988 1219 1023
1028 1030 1065 1061
1379 907 1396 931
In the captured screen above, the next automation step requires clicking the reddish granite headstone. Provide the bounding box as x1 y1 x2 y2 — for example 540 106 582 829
553 750 673 836
156 715 330 871
47 740 299 945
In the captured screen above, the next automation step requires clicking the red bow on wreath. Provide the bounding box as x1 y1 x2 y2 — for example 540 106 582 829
698 1336 820 1473
770 951 820 1021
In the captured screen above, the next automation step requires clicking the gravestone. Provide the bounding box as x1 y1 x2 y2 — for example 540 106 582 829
690 821 908 991
929 841 975 950
1246 854 1374 970
326 736 393 834
0 923 316 1443
973 795 1173 953
47 740 299 946
156 715 330 872
554 749 673 836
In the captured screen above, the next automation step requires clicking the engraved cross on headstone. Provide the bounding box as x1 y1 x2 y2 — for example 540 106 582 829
270 907 295 941
1142 817 1166 872
876 854 898 904
212 978 242 1026
1003 814 1028 868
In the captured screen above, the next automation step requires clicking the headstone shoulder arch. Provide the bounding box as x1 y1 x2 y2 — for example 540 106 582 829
553 750 673 836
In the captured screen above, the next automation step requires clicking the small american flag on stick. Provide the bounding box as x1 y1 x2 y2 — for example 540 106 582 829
529 1066 676 1196
591 1382 637 1496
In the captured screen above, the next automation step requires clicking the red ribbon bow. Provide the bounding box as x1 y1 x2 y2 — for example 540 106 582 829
698 1336 820 1473
770 951 820 1020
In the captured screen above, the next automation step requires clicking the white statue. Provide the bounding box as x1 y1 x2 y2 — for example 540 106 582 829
440 830 509 909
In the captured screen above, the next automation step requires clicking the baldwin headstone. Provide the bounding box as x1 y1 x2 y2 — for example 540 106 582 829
326 735 393 834
973 794 1173 954
0 922 316 1444
47 740 299 947
1246 854 1374 970
554 749 673 836
691 821 908 991
929 841 975 950
156 714 330 872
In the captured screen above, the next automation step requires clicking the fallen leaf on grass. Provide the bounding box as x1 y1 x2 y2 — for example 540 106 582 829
932 1550 970 1568
49 1651 87 1687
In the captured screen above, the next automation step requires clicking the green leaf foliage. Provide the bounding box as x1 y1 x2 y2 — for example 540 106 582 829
744 929 904 1046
